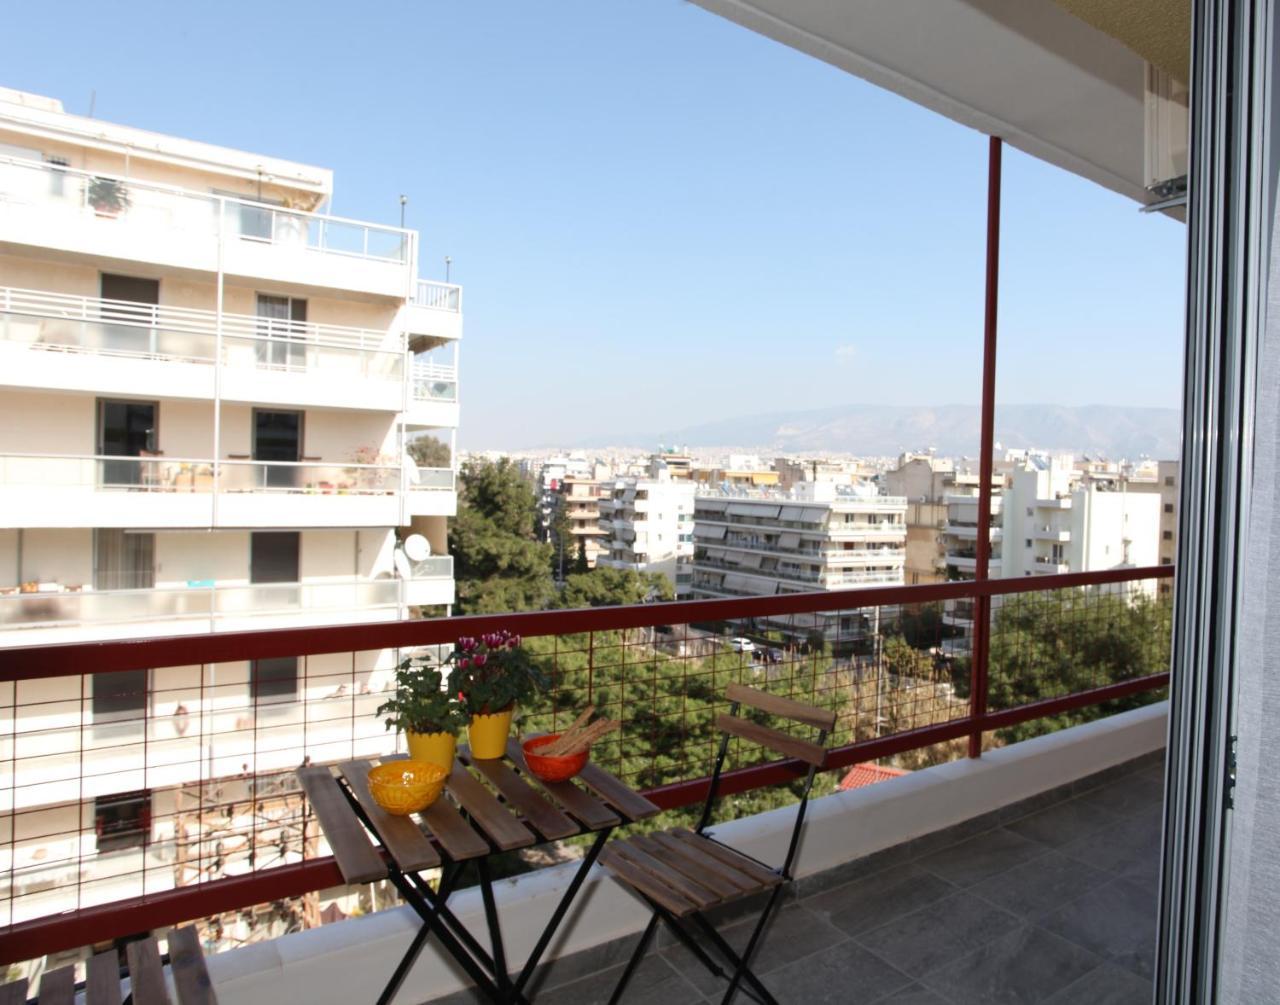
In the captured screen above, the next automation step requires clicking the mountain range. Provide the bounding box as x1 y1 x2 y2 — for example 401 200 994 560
582 404 1181 459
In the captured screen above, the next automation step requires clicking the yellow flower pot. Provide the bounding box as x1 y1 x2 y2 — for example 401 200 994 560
406 730 457 771
468 707 514 759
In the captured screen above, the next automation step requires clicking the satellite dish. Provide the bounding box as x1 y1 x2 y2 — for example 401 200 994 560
404 534 431 561
393 550 412 579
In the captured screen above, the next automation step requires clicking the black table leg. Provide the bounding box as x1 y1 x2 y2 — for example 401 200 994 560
512 826 614 997
476 857 512 997
375 863 466 1005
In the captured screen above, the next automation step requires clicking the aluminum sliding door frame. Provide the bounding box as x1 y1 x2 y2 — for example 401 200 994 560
1158 0 1273 999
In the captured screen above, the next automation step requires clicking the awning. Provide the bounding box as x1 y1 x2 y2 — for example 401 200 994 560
691 0 1184 209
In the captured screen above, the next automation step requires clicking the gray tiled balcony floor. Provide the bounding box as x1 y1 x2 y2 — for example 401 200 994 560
432 754 1164 1005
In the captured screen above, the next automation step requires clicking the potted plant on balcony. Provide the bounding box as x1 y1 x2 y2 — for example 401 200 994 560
376 657 469 770
87 176 131 218
449 631 547 759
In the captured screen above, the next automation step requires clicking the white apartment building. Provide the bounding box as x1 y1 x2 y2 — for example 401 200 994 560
942 457 1163 648
0 90 461 927
596 460 696 597
1001 458 1161 578
692 481 907 649
557 476 611 569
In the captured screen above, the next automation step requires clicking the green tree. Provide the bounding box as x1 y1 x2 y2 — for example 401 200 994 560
450 459 555 614
548 498 575 580
952 587 1172 744
407 434 451 469
573 537 589 575
557 567 673 609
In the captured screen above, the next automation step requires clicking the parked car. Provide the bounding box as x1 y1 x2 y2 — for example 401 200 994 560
728 637 756 653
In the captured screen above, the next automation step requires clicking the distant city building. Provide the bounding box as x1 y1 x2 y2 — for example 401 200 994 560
690 455 781 491
555 476 611 568
883 452 961 585
1000 458 1161 578
774 457 858 491
691 481 907 650
596 458 696 596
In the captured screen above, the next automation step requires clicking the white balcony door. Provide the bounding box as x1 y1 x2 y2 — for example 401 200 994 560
255 294 307 371
100 272 159 357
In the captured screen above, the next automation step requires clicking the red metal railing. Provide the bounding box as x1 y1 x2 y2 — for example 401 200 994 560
0 565 1172 964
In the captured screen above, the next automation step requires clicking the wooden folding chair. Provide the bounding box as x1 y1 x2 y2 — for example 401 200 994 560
602 683 834 1005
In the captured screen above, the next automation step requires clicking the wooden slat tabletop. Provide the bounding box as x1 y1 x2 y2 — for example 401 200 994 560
297 766 387 885
376 754 492 861
461 748 580 841
0 980 27 1005
86 951 124 1005
444 764 536 851
339 760 441 873
36 965 75 1005
505 739 621 830
574 762 661 822
125 938 171 1005
168 926 218 1005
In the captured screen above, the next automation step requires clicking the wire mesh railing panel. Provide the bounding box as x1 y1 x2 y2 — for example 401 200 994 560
0 648 403 930
983 579 1173 721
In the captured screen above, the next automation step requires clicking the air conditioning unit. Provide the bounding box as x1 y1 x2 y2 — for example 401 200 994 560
1145 63 1189 202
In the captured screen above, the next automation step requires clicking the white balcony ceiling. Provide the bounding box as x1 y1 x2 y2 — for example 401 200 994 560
692 0 1186 206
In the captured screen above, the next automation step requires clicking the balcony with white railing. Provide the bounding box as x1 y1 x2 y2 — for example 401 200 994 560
0 570 447 647
405 465 458 517
0 454 453 528
0 287 407 410
1034 556 1071 574
1034 524 1072 542
948 553 1003 572
399 281 464 344
406 361 461 427
0 157 415 299
942 521 1004 540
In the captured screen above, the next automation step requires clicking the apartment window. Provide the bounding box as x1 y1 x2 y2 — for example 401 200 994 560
1025 539 1032 548
251 657 298 705
45 154 69 196
1164 476 1175 487
1026 507 1033 517
1163 530 1174 541
94 529 155 590
92 669 148 721
1165 503 1175 513
94 790 151 853
252 409 303 489
250 532 300 584
97 398 158 486
256 294 308 370
1162 557 1174 566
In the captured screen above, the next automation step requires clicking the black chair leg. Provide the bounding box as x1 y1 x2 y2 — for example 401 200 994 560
607 912 660 1005
719 886 785 1005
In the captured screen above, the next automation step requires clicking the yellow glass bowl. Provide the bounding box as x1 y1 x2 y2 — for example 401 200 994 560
367 760 447 816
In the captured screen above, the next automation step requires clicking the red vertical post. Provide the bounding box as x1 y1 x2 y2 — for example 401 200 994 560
969 136 1002 758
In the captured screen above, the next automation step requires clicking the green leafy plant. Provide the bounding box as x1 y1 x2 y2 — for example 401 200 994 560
449 630 548 715
376 658 469 736
88 176 131 215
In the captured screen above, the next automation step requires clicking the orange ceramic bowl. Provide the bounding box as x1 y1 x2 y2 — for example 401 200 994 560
523 734 588 783
367 760 447 816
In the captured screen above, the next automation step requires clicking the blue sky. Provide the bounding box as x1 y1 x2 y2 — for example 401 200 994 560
5 1 1186 449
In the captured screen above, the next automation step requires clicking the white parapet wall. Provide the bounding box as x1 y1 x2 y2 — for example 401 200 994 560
206 702 1168 1004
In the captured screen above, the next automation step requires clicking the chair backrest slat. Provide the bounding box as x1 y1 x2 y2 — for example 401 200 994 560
724 683 836 732
716 713 827 767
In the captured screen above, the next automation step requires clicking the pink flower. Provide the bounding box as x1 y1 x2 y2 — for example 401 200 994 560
473 653 487 667
507 636 521 649
458 636 477 653
458 657 471 670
